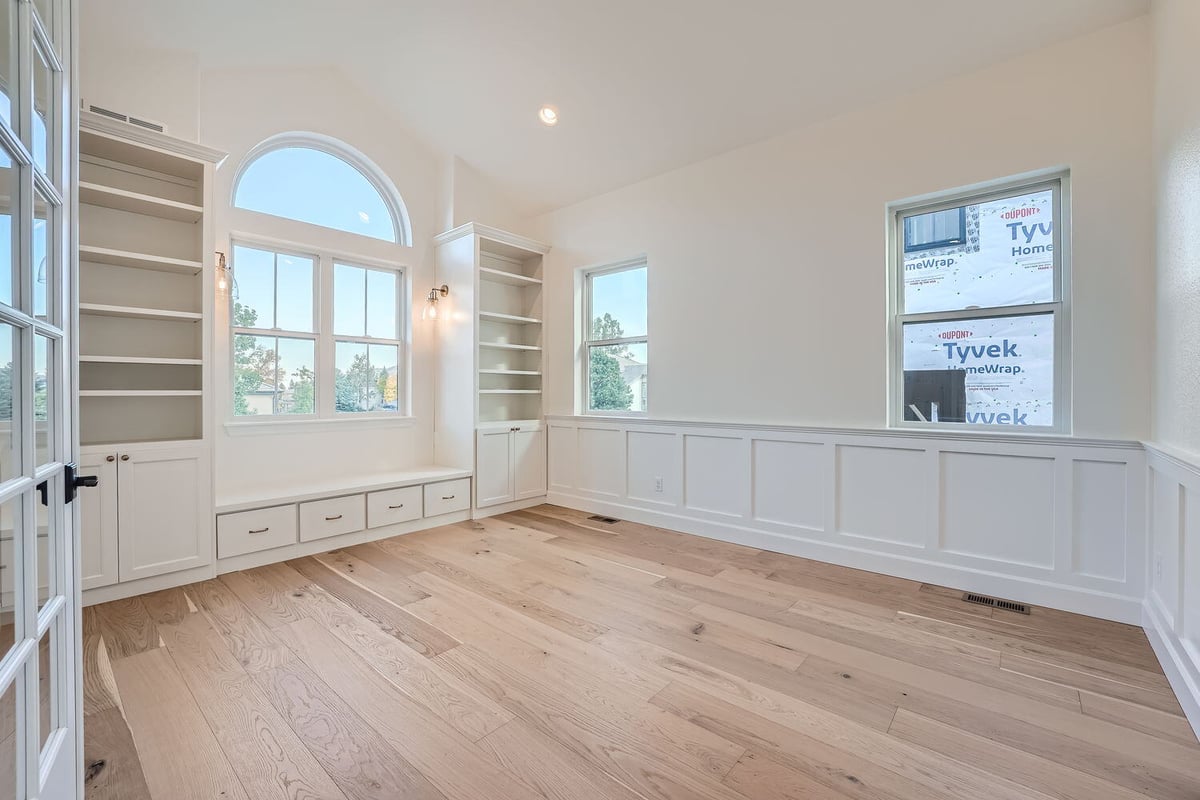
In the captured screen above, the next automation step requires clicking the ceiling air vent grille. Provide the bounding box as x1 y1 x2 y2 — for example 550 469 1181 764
963 592 1030 614
83 101 167 134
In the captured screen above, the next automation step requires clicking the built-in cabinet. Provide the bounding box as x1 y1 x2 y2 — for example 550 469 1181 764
77 113 225 599
433 224 551 513
476 424 547 508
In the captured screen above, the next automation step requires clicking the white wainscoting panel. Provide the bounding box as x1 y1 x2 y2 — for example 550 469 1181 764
576 425 623 497
1143 444 1200 741
627 431 681 506
684 434 748 518
939 451 1056 568
836 445 926 548
751 439 824 531
546 416 1146 625
1073 459 1128 581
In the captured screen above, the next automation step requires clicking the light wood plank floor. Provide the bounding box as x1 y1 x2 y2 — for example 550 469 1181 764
82 505 1200 800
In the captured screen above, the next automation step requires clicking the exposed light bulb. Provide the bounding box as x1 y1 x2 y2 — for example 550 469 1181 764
538 105 559 126
423 284 449 321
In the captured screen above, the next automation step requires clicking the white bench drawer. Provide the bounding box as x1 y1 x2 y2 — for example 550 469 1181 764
367 486 422 528
299 494 365 542
424 479 471 517
217 505 297 559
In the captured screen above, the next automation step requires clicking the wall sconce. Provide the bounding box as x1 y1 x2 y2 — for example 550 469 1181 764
216 251 231 292
423 284 449 320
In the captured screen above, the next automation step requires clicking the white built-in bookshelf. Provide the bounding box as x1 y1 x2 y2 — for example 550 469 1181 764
476 234 547 424
78 112 225 447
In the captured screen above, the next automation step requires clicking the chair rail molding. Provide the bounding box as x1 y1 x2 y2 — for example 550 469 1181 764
545 415 1147 625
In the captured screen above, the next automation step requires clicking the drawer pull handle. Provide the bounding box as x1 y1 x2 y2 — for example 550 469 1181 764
441 495 455 500
248 527 270 534
388 504 405 509
324 514 344 521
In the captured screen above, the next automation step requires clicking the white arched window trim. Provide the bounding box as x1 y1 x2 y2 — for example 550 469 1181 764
231 131 412 246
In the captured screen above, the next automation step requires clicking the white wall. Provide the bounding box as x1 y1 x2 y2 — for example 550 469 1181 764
1152 1 1200 458
531 18 1154 441
78 41 447 498
1144 0 1200 737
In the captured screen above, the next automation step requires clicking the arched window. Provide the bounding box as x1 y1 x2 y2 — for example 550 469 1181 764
233 134 410 245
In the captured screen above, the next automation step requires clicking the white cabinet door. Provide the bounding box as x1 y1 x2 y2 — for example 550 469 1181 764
118 445 211 582
513 427 547 501
476 429 514 507
79 451 119 590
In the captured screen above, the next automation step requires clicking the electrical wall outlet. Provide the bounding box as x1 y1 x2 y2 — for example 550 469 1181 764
654 476 664 493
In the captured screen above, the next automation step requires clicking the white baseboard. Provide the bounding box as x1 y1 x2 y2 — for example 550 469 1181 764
1143 593 1200 740
549 490 1144 624
82 563 217 606
473 495 547 519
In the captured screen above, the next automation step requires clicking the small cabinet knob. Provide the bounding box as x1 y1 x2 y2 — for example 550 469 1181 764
105 455 115 462
120 454 130 462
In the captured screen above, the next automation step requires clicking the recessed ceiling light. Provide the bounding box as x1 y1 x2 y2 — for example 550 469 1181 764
538 105 559 127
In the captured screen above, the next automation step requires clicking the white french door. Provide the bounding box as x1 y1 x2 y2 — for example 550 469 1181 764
0 0 79 798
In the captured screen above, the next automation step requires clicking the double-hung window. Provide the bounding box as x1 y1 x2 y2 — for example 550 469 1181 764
231 242 406 418
583 259 648 414
231 244 317 416
890 174 1069 431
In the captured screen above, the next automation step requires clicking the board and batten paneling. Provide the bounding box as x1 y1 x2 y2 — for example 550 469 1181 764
1143 443 1200 739
547 415 1146 625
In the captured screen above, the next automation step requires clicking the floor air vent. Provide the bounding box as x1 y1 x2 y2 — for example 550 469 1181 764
963 592 1030 614
587 515 621 524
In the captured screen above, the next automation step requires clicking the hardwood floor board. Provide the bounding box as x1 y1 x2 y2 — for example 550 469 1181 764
189 578 297 673
87 505 1198 800
894 611 1173 692
91 597 160 660
111 647 250 800
340 541 427 576
82 706 153 800
652 680 1056 800
895 687 1198 799
219 563 312 629
722 751 858 800
510 509 734 576
886 708 1156 800
697 602 1082 710
286 556 459 656
520 570 809 673
380 540 611 641
596 632 898 733
137 586 196 625
652 681 962 800
408 574 668 703
999 652 1185 714
788 598 1002 666
273 617 544 800
278 579 512 742
436 643 751 800
314 549 432 605
254 659 449 800
476 523 666 587
81 606 120 715
157 611 350 800
475 718 649 800
1079 690 1198 745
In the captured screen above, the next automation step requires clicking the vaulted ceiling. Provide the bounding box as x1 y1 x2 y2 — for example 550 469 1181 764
83 0 1149 216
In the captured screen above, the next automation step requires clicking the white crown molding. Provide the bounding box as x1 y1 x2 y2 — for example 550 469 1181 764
80 110 228 165
433 221 551 255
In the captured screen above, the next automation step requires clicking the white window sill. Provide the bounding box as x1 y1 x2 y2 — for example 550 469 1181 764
224 415 417 436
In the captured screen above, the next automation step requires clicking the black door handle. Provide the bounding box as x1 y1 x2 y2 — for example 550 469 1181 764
64 463 98 504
